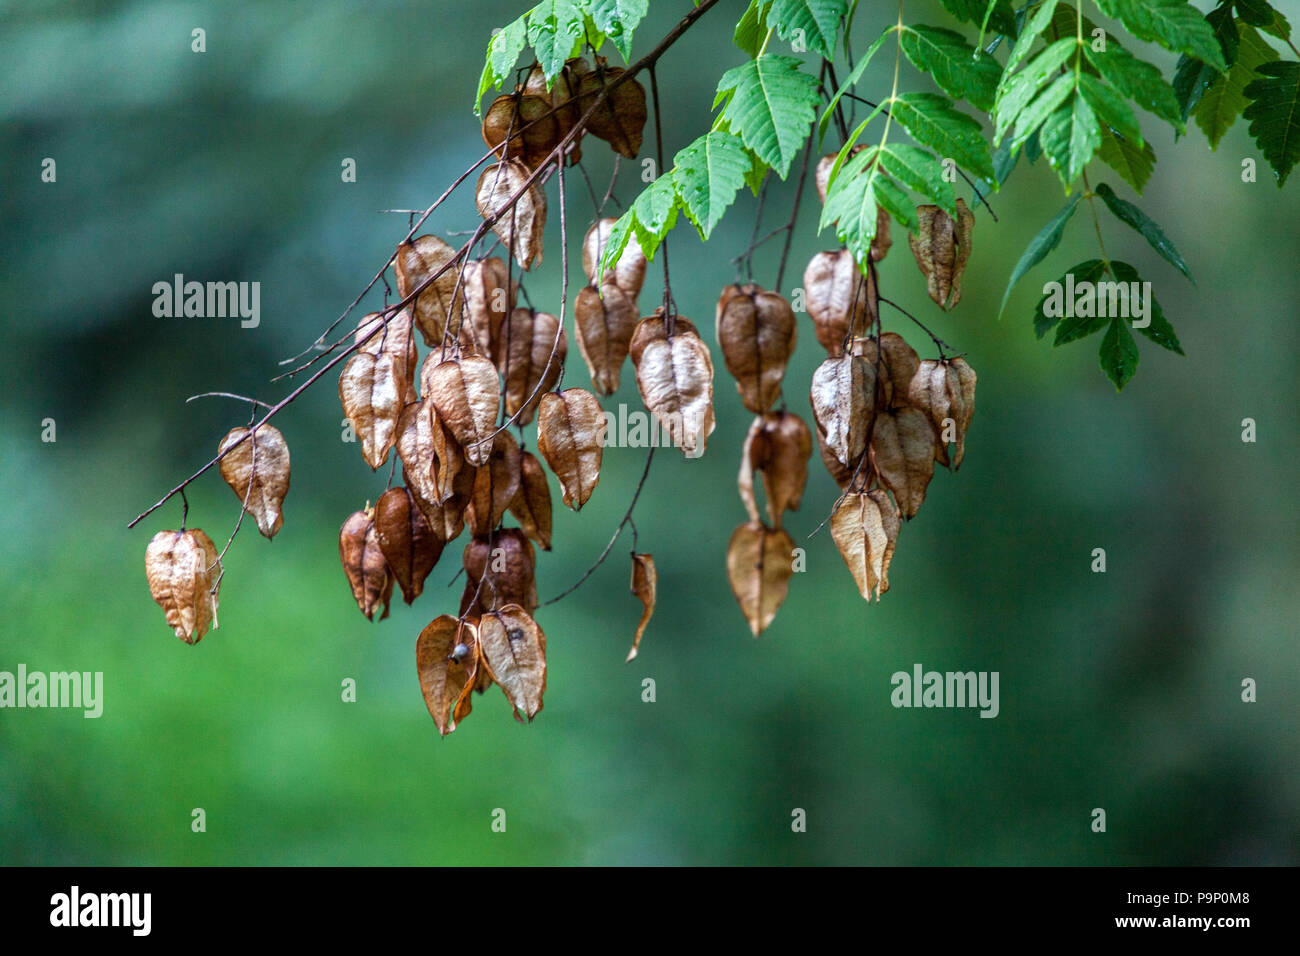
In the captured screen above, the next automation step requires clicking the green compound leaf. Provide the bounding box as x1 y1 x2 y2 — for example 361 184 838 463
1034 259 1106 339
1243 60 1300 186
765 0 849 59
717 56 822 177
899 24 1003 112
1093 0 1228 71
891 91 996 181
999 193 1081 316
672 131 754 240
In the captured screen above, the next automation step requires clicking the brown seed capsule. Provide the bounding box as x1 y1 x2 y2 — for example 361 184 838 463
481 92 563 170
339 351 403 470
574 282 639 395
495 308 566 426
907 357 977 469
478 604 547 720
738 411 812 527
581 217 647 299
870 406 938 519
423 356 500 468
217 424 291 540
830 489 901 602
715 283 798 413
466 430 522 536
523 57 590 163
909 198 974 310
476 160 546 270
460 529 538 618
355 309 418 405
144 528 221 644
626 553 656 663
574 59 647 159
508 450 554 551
726 521 796 638
854 331 920 410
416 615 480 735
395 399 440 508
815 427 869 491
456 257 515 358
536 388 604 510
374 486 444 604
804 250 875 355
338 508 393 621
629 311 716 458
394 236 466 347
809 354 875 468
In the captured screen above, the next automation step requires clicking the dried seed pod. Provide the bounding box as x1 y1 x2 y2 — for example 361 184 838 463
907 357 977 469
523 57 590 162
726 522 796 638
423 356 500 467
374 486 444 604
217 424 291 539
854 331 920 409
581 217 647 299
496 308 566 426
338 508 393 621
460 529 538 617
355 309 418 404
457 257 515 357
629 311 716 458
739 412 812 527
870 406 938 519
478 604 547 720
395 400 440 507
467 430 522 536
804 249 876 355
815 427 869 491
339 352 403 470
407 471 472 546
416 615 480 735
574 60 647 158
145 528 221 644
481 92 563 170
476 160 546 270
830 489 901 602
909 198 974 310
536 388 604 510
394 236 465 346
573 282 638 395
626 553 656 663
715 283 798 413
809 354 874 467
509 450 553 551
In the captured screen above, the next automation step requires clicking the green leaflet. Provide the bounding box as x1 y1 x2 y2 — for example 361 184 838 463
994 37 1076 144
527 0 586 81
1001 0 1059 83
818 24 893 143
998 193 1081 316
1084 40 1183 130
877 143 957 214
475 17 529 115
939 0 1020 39
1034 259 1106 339
765 0 848 59
717 56 822 177
596 176 681 281
1195 22 1276 148
735 1 774 56
1110 261 1184 355
1099 316 1140 390
1077 73 1144 146
821 146 886 267
585 0 649 61
890 92 996 181
673 131 754 240
1040 95 1101 187
899 24 1002 112
1244 61 1300 186
1096 127 1156 193
1093 0 1228 71
1010 72 1076 153
1233 0 1291 40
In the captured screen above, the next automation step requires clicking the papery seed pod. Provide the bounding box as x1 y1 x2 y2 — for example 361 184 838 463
416 615 480 735
815 427 869 491
394 236 466 346
478 604 547 720
523 57 590 162
457 257 515 357
803 250 875 354
495 308 566 426
870 406 938 519
573 282 639 395
145 528 221 644
738 412 812 527
476 160 546 270
407 471 472 546
726 522 796 638
536 388 604 510
395 400 440 507
467 430 522 536
809 354 874 467
574 60 647 158
907 357 976 469
508 450 553 551
460 530 538 617
830 489 901 602
423 356 500 467
715 283 798 413
374 486 444 604
909 198 974 310
338 508 393 621
629 311 716 458
581 217 647 299
626 553 656 663
481 92 563 170
217 424 291 540
854 331 920 410
339 351 403 470
355 309 418 405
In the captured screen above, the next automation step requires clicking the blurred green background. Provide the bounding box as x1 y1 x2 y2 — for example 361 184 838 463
1 0 1296 865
